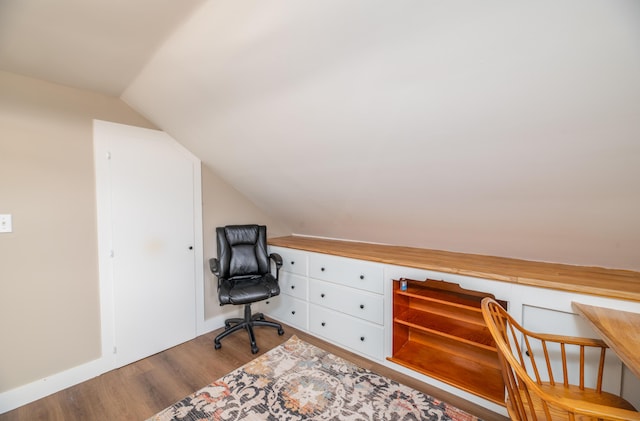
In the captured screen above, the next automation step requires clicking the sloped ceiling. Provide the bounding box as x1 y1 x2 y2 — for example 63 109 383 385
0 0 206 96
122 1 640 270
2 1 639 270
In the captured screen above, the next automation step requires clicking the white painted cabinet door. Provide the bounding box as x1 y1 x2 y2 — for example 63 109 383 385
308 253 383 294
309 304 384 360
94 121 199 368
308 278 383 324
262 294 308 331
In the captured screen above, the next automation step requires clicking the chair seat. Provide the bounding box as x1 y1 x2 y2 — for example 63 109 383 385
511 383 637 421
218 274 279 305
541 383 636 410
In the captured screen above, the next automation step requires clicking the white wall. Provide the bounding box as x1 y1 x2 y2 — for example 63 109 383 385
124 0 640 271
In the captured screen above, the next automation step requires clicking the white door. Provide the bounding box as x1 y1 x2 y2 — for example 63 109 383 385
94 120 202 368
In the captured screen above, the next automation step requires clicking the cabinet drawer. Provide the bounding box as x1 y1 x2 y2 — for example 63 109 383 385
309 304 383 361
279 272 307 300
309 253 383 294
262 295 308 331
308 278 383 325
270 246 307 276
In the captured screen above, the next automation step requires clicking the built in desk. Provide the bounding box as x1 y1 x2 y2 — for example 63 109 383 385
572 302 640 379
268 235 640 301
267 235 640 412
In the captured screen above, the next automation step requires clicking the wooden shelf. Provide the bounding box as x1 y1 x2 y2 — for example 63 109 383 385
388 340 505 405
394 309 496 350
397 293 487 326
389 278 507 405
396 287 485 310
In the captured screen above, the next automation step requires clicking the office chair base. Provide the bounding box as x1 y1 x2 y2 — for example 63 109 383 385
214 303 284 354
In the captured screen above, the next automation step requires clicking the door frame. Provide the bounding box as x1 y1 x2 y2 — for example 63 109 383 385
93 119 204 369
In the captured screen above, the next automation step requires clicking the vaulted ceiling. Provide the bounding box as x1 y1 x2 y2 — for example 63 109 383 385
2 1 640 270
0 0 206 96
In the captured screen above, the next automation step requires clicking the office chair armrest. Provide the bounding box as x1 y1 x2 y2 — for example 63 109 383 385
269 253 283 280
269 253 283 269
209 257 220 276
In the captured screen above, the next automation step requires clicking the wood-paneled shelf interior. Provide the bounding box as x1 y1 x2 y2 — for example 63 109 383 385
388 278 508 405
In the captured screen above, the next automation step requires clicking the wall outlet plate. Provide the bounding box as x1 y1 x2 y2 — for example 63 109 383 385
0 214 12 233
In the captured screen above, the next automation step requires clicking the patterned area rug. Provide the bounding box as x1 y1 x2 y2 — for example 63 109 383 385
148 335 480 421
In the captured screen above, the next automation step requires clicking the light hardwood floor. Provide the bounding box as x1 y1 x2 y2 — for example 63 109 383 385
1 321 508 421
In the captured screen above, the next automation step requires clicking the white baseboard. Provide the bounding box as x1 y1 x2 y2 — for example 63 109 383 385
1 316 227 415
199 314 227 335
0 356 110 415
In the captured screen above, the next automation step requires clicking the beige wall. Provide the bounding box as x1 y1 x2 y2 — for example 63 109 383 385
200 164 290 320
0 71 156 392
0 71 289 394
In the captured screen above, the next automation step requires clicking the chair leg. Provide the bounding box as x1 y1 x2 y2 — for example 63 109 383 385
251 312 265 321
213 322 246 347
224 317 243 329
253 319 284 331
214 303 284 354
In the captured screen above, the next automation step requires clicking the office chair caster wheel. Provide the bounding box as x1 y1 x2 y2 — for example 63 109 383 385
251 345 259 354
278 328 284 336
214 341 221 350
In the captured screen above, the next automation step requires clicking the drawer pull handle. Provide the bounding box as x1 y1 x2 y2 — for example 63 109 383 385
291 261 295 265
291 285 295 289
321 293 325 298
321 267 325 271
360 304 364 309
360 275 364 280
321 322 326 327
360 336 365 342
291 311 296 315
266 301 270 304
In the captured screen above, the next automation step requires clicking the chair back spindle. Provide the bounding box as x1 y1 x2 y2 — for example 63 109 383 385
481 298 639 421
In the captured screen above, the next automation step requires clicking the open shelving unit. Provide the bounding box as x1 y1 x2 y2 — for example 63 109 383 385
387 278 508 405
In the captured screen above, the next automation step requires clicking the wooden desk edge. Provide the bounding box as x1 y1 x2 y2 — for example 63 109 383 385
571 302 597 322
268 236 640 302
572 301 640 379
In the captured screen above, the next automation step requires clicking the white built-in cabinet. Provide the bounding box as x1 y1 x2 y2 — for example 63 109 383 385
262 248 309 330
262 247 385 361
262 245 640 416
307 252 385 360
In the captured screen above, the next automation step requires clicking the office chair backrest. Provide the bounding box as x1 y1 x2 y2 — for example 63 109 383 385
216 225 270 279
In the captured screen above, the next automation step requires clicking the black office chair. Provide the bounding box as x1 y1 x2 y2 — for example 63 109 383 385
209 224 284 354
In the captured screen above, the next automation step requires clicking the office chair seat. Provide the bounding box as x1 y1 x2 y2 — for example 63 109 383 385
218 274 279 305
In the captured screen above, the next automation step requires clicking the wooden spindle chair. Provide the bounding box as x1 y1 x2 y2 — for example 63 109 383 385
481 297 639 421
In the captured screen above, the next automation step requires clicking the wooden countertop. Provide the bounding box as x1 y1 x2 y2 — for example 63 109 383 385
572 302 640 378
268 236 640 302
